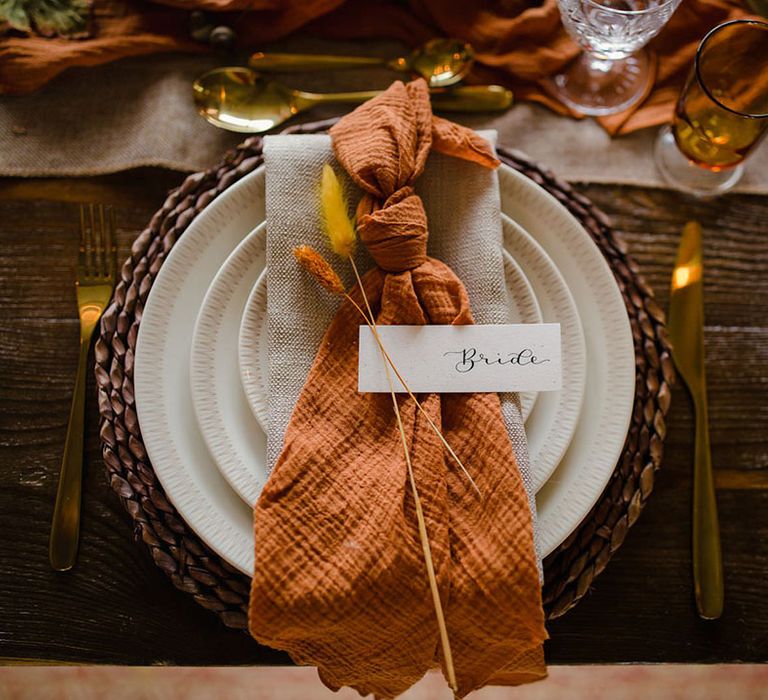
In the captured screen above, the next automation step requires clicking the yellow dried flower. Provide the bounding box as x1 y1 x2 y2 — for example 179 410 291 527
293 245 346 297
320 163 357 258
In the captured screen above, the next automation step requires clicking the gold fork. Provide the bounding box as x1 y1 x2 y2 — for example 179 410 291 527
50 205 116 571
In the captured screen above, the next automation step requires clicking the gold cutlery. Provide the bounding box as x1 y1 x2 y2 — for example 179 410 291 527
50 205 116 571
249 38 475 88
193 67 513 134
668 221 724 619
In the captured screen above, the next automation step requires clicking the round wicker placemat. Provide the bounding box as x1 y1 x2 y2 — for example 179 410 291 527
95 119 673 629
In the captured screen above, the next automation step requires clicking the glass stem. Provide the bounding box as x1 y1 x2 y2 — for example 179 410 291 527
587 54 616 74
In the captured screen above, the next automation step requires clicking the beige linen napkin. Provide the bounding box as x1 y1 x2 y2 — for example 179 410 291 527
264 131 538 542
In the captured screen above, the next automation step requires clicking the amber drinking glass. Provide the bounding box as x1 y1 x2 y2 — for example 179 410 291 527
656 19 768 196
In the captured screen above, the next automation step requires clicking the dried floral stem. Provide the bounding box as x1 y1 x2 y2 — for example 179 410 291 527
384 358 458 694
342 262 480 497
316 166 460 692
320 164 357 258
348 256 457 693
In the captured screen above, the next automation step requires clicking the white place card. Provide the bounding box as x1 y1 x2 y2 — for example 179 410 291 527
358 324 562 394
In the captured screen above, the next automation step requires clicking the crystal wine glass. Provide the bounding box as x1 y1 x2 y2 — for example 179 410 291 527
655 19 768 197
551 0 682 116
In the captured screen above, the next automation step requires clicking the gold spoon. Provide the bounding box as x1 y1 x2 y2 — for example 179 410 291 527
249 38 475 88
193 67 513 134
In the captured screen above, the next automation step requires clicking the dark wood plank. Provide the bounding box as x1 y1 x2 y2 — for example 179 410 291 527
0 170 183 206
546 184 768 662
715 469 768 490
0 178 284 665
581 184 768 474
547 486 768 663
0 172 766 665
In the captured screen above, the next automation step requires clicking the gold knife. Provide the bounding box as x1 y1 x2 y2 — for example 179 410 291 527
668 221 723 620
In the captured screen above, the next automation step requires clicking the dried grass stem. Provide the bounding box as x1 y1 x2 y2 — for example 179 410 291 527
348 256 458 693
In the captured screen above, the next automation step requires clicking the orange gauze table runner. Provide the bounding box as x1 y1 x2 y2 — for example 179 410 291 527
1 0 760 136
248 80 547 698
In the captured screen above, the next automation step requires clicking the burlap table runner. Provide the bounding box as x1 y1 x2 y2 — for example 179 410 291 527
264 130 539 546
2 49 767 193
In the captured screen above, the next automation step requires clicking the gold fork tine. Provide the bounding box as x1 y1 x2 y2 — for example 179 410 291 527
95 205 104 279
78 205 87 276
87 204 95 279
104 207 116 279
107 207 117 280
86 205 115 281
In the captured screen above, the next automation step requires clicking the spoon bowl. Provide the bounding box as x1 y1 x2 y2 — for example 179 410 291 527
193 67 300 133
404 39 475 87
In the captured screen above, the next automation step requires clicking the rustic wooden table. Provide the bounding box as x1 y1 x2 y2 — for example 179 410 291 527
0 169 766 666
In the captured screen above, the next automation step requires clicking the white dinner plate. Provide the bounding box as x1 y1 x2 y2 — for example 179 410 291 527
190 224 268 506
135 169 265 573
502 217 587 491
498 165 635 555
135 162 634 575
238 242 544 434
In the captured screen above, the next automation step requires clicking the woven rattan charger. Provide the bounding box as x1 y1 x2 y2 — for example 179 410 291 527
95 118 674 631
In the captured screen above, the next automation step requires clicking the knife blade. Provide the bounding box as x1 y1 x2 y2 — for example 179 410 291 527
668 221 723 620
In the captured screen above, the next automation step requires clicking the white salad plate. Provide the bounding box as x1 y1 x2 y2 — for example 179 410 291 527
228 233 546 507
190 224 268 506
238 237 545 435
238 270 269 431
135 163 635 575
501 216 587 491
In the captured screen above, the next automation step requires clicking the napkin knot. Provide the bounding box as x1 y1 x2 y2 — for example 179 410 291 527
357 185 428 272
330 79 499 274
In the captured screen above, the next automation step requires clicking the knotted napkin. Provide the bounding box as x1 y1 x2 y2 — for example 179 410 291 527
249 80 547 698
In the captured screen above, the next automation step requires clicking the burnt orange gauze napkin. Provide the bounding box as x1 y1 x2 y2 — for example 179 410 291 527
248 80 547 698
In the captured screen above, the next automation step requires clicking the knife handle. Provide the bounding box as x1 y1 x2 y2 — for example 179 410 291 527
693 395 724 619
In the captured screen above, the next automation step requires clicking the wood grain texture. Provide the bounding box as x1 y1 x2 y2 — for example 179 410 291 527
0 172 766 665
